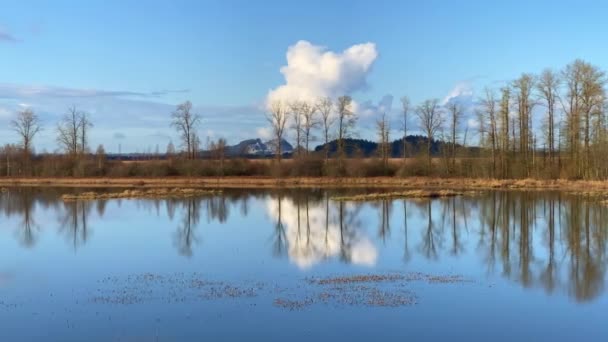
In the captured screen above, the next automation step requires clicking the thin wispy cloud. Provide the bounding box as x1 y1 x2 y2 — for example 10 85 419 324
0 83 189 99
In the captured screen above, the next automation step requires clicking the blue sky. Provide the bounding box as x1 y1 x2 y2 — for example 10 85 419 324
2 0 608 152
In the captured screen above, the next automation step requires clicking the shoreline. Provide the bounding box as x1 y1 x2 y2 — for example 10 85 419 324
1 177 607 192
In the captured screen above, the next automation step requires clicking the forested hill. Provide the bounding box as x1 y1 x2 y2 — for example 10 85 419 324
313 135 476 157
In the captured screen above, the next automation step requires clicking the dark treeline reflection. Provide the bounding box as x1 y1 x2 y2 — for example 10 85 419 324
1 188 607 301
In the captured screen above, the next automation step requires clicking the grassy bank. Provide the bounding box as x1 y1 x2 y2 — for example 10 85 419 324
1 176 608 192
61 188 221 201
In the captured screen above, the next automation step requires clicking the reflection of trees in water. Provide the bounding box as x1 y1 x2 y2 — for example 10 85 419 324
441 197 465 256
337 201 366 264
166 199 176 220
58 200 92 250
402 200 411 263
96 199 107 218
473 192 607 302
173 198 201 257
3 188 608 302
374 199 391 244
539 196 558 293
206 196 229 223
563 196 606 301
271 193 286 257
416 200 441 260
15 190 38 248
0 188 56 248
396 191 607 302
169 192 250 257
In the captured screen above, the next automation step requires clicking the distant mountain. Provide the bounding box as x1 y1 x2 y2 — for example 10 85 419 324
224 135 473 158
226 139 266 155
226 138 293 157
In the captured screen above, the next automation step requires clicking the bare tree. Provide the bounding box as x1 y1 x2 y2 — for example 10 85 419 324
79 111 93 154
480 88 498 176
400 96 410 159
499 87 511 177
578 62 605 178
56 107 92 176
317 97 334 160
336 95 357 168
289 101 304 157
210 137 227 175
475 108 486 151
513 74 536 176
11 108 42 175
266 101 288 162
537 69 560 171
11 108 42 155
171 101 201 159
376 112 391 170
300 102 318 155
57 106 81 156
446 101 463 173
416 99 443 171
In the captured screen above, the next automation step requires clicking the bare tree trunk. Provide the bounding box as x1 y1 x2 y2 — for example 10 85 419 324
401 96 410 161
416 99 443 175
336 96 356 172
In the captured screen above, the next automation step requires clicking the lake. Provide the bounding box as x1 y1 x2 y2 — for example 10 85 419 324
1 188 607 341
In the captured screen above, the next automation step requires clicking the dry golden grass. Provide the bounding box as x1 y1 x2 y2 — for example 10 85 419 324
61 188 221 201
2 176 608 192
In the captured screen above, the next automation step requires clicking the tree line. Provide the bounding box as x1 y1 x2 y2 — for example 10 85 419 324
1 58 608 179
267 59 608 179
474 59 608 179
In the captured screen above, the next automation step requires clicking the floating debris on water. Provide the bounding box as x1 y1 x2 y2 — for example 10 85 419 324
308 274 406 285
288 272 469 309
307 272 470 286
61 272 470 310
90 293 143 305
426 275 471 284
200 285 258 300
90 272 260 306
273 298 314 310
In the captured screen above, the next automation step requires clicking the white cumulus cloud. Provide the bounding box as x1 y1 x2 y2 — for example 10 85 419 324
266 40 378 106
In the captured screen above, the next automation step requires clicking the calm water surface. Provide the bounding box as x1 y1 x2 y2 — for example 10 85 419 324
1 188 607 341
